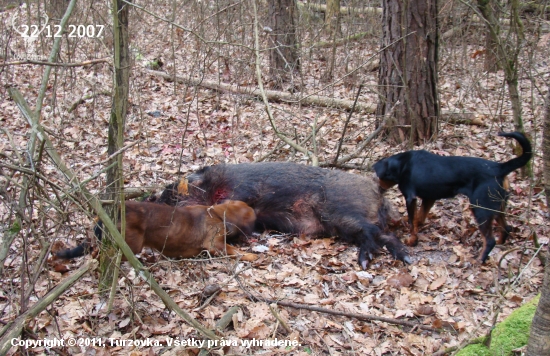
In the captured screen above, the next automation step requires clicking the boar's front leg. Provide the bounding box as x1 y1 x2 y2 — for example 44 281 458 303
376 233 411 265
355 225 410 269
335 217 410 269
355 224 383 269
334 218 381 269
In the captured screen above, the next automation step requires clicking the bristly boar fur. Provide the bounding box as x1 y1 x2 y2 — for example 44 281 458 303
157 162 410 269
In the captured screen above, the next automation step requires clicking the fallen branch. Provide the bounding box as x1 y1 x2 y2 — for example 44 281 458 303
298 3 383 16
440 112 485 126
68 90 112 113
198 306 240 356
0 57 109 68
146 69 376 113
311 32 370 49
256 298 439 333
269 303 293 334
215 305 240 332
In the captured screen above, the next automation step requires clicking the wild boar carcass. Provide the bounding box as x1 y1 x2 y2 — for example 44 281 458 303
157 162 410 269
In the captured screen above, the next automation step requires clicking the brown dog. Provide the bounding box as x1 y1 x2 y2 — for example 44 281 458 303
56 200 258 261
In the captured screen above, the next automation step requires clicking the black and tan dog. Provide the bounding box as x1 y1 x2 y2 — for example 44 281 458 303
373 131 532 263
56 200 258 261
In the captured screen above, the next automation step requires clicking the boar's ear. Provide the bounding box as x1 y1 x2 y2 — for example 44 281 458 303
187 172 204 185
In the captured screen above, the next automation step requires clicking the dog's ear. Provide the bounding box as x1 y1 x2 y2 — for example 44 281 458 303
373 159 386 177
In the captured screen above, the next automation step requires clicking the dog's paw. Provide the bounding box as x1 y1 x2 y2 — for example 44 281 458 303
404 234 419 247
241 253 259 262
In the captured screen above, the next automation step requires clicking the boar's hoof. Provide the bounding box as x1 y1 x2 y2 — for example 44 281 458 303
377 233 411 265
357 247 374 270
392 245 411 265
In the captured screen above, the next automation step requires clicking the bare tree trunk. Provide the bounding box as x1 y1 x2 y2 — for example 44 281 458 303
484 31 499 72
545 90 550 208
526 262 550 354
100 0 131 293
482 0 499 72
477 0 530 175
321 0 340 82
325 0 341 36
45 0 67 21
477 0 524 131
526 85 550 356
268 0 300 87
376 0 439 145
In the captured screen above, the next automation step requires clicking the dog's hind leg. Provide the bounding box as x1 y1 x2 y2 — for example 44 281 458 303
473 209 497 263
495 214 512 244
209 232 258 261
222 244 258 261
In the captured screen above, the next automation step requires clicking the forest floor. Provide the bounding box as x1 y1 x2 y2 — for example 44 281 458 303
1 3 549 355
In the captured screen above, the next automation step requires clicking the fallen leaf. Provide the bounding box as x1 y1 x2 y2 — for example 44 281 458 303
429 276 447 290
387 272 414 289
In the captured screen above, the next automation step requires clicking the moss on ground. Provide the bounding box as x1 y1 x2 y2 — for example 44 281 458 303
456 295 539 356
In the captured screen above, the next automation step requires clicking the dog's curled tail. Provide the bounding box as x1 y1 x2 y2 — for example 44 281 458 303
498 131 532 176
56 221 103 259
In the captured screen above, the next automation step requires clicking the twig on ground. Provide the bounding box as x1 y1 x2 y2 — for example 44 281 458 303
248 296 440 333
197 305 240 356
195 264 252 311
68 90 112 113
269 303 293 334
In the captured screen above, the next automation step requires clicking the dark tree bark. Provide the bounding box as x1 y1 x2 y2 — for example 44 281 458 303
376 0 439 144
268 0 300 86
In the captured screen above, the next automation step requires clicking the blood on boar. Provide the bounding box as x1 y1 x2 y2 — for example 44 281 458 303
157 162 410 269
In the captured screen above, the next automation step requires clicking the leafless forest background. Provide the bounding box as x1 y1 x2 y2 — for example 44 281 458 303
0 0 549 355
